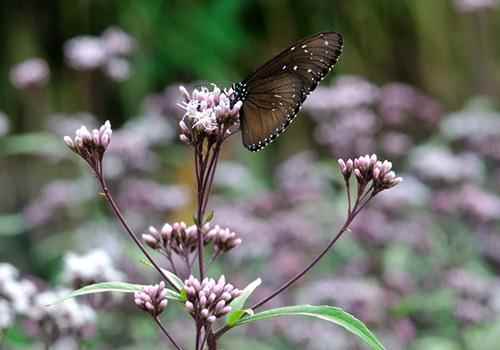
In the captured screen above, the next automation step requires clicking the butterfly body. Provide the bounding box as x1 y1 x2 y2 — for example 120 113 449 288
232 32 343 152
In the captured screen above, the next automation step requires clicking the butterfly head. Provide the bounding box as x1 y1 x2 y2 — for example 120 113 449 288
229 82 247 109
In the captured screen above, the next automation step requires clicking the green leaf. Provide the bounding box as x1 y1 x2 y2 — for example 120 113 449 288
204 210 215 224
226 309 254 327
234 305 385 350
226 278 261 326
50 281 183 305
0 133 63 157
139 258 185 292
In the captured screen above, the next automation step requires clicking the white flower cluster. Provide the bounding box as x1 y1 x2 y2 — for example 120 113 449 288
454 0 498 12
0 263 37 317
64 27 135 81
178 85 242 143
64 120 112 153
9 58 50 90
30 289 96 333
61 249 125 286
0 299 14 330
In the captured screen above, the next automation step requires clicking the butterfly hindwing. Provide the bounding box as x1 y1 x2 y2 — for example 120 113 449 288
236 32 343 151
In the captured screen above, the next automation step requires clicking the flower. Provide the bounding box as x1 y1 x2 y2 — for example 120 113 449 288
0 263 37 315
177 85 242 145
304 76 380 112
142 221 211 257
61 250 125 288
0 299 14 330
104 58 131 81
372 160 402 192
353 154 379 185
454 0 498 12
134 281 168 317
64 36 108 71
29 289 96 339
9 58 50 89
409 144 483 183
338 158 354 179
338 154 402 194
118 180 188 212
101 26 136 56
184 275 242 323
64 120 112 172
206 225 242 254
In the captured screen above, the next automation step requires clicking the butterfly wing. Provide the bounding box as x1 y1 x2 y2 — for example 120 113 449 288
238 32 343 151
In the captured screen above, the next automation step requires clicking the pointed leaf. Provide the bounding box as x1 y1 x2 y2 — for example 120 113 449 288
226 308 254 327
226 278 261 326
193 214 199 226
139 258 185 292
49 281 183 305
234 305 385 350
204 210 215 224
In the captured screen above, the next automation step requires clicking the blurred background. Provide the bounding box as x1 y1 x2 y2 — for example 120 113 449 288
1 0 500 349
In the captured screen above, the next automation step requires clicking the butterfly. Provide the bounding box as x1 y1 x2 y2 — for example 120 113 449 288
231 32 343 152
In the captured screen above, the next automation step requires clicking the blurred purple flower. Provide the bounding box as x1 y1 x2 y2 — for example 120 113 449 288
64 36 108 71
64 28 135 81
409 145 484 183
377 175 430 211
314 108 378 157
378 83 442 126
455 300 489 324
275 151 329 203
447 269 491 300
352 208 432 250
101 26 136 56
23 180 94 227
143 84 186 118
214 161 256 192
105 113 174 172
454 0 498 12
441 98 500 141
104 58 131 81
477 230 500 266
117 179 188 212
380 132 413 157
441 99 500 160
304 76 380 114
213 204 273 261
9 58 50 90
432 185 500 222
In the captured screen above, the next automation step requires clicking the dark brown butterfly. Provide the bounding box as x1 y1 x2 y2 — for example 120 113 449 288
231 32 343 152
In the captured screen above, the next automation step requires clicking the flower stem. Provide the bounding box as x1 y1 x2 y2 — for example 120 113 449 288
153 316 184 350
97 174 180 292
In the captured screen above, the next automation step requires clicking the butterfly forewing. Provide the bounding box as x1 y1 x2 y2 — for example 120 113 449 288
236 32 343 151
241 74 304 148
